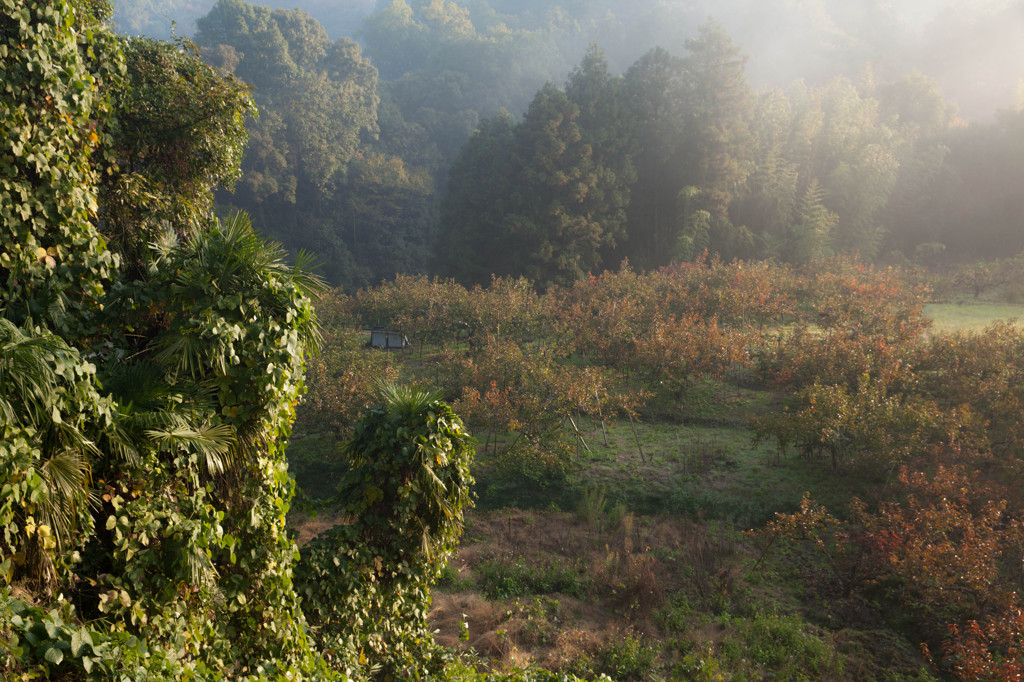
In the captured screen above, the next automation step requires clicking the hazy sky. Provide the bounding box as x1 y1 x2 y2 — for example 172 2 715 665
112 0 1024 119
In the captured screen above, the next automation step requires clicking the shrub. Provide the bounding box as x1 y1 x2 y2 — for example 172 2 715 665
477 558 590 600
719 611 841 679
295 384 475 678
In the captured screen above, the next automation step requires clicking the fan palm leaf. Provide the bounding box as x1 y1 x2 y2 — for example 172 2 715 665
145 422 236 476
0 320 72 427
0 320 104 585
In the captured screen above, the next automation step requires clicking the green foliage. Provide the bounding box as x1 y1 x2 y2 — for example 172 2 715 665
2 3 337 678
432 111 518 285
296 384 475 678
432 22 950 281
476 557 589 600
0 590 226 680
717 611 841 679
0 0 123 335
576 483 608 526
565 631 660 681
436 73 631 288
593 631 660 681
338 152 436 285
195 0 382 289
86 213 329 675
886 108 1024 263
440 660 613 682
0 320 113 588
99 35 254 273
121 0 1024 281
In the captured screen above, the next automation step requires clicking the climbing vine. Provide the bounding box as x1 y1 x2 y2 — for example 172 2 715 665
297 384 476 679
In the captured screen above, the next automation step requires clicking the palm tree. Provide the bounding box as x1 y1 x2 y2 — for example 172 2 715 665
0 320 100 586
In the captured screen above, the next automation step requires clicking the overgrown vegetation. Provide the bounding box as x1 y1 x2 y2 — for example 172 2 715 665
8 1 1024 680
288 260 1024 679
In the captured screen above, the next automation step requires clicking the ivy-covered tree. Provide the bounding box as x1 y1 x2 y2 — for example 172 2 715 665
2 1 335 678
0 0 123 336
98 35 252 278
1 0 124 602
296 384 475 677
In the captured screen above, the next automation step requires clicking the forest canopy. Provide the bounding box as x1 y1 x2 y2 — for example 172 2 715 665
109 0 1024 290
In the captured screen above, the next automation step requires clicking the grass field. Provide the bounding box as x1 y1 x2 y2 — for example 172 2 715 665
925 301 1024 333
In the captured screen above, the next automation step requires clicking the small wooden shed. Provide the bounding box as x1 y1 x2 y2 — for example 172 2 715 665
366 328 409 350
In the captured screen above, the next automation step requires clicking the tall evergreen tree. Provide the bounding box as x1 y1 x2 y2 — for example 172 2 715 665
676 20 755 257
433 110 518 284
565 44 636 267
436 74 631 288
620 47 688 268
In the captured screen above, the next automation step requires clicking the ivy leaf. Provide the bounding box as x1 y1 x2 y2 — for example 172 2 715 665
70 629 84 657
42 643 64 666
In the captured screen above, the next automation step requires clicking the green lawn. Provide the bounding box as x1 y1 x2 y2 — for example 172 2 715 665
925 301 1024 334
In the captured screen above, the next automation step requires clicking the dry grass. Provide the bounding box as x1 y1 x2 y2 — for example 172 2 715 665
429 507 746 674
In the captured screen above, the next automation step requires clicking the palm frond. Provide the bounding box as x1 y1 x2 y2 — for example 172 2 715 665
100 416 143 466
100 361 175 410
145 422 236 475
148 223 180 265
0 320 71 427
103 401 191 466
378 382 443 419
152 332 210 378
183 543 218 587
289 249 328 300
37 448 93 554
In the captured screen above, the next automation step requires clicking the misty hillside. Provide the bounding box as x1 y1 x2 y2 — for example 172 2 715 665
114 0 1024 121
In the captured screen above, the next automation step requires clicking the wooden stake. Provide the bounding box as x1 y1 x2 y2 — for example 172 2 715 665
628 411 646 463
568 414 592 455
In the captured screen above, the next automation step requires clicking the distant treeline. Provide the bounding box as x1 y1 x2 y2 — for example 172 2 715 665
177 0 1024 289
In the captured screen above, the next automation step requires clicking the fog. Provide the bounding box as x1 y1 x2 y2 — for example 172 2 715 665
114 0 1023 120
